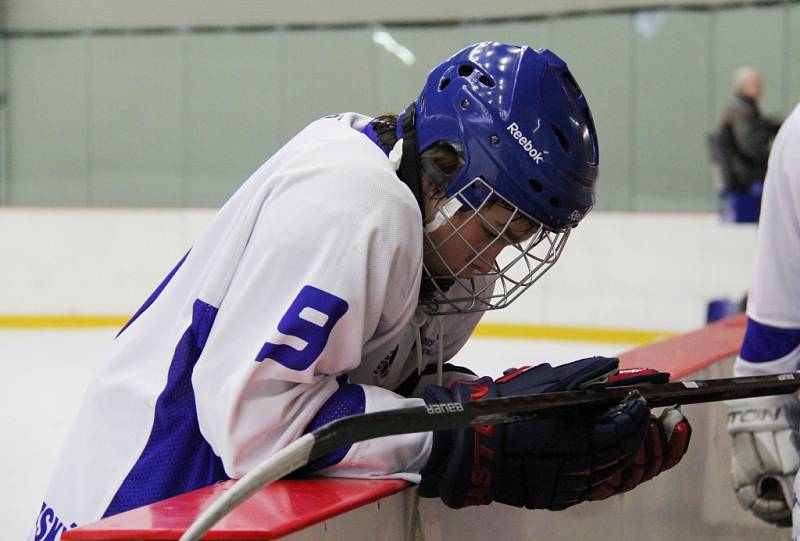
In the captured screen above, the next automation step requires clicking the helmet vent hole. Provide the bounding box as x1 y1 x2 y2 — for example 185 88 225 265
439 77 451 91
458 64 474 77
552 124 571 152
529 180 543 193
478 74 495 88
561 72 583 99
549 197 561 207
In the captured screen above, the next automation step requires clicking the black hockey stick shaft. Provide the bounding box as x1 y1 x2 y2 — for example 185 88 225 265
180 371 800 541
308 371 800 462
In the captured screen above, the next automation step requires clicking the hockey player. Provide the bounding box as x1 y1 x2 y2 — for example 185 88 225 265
727 102 800 531
32 42 690 541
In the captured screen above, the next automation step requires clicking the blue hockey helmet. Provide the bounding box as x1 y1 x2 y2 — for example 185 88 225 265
409 41 598 231
400 42 600 314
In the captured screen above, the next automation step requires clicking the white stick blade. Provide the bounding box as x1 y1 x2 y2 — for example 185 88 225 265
179 433 316 541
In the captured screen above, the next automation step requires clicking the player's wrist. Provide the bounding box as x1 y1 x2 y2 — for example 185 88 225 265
418 429 454 497
418 383 457 498
419 378 504 507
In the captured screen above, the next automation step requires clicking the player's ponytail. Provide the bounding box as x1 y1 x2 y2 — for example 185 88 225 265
369 114 400 154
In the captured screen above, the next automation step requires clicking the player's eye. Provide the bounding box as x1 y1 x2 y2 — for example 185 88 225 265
480 218 504 239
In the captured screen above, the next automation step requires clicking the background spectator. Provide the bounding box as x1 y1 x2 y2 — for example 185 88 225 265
718 66 782 193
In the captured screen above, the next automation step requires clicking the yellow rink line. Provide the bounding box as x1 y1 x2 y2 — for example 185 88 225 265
0 315 129 329
0 315 675 345
471 323 676 346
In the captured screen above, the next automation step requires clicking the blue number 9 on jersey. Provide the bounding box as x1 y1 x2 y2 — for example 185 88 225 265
255 285 349 371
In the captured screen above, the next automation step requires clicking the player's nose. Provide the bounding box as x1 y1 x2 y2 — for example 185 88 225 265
473 240 507 272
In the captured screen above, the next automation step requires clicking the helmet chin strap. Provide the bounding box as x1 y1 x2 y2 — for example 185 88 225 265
394 103 454 301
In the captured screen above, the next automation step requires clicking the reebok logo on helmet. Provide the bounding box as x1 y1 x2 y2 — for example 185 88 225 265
568 210 584 222
506 122 546 163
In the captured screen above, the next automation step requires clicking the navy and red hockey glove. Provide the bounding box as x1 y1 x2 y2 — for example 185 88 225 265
419 356 651 510
589 368 692 500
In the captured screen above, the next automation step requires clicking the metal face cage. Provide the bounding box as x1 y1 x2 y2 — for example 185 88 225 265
419 177 570 315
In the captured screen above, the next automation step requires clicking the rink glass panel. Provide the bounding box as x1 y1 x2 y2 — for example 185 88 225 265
1 3 798 210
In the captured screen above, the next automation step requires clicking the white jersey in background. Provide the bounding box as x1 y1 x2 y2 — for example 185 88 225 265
32 113 486 541
729 104 800 538
735 103 800 379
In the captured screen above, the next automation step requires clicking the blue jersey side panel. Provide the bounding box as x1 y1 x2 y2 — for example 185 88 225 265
103 298 228 517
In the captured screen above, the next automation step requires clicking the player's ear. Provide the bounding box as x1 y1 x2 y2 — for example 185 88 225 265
419 143 463 190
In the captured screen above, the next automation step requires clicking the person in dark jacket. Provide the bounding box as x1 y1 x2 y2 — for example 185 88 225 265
719 66 782 192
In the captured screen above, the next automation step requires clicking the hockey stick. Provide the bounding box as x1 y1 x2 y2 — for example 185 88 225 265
179 371 800 541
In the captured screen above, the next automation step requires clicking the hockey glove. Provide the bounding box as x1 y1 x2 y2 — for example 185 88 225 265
419 356 650 510
589 368 692 500
727 394 800 527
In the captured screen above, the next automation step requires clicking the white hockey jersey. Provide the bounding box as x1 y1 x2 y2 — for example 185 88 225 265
32 113 486 541
735 103 800 378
